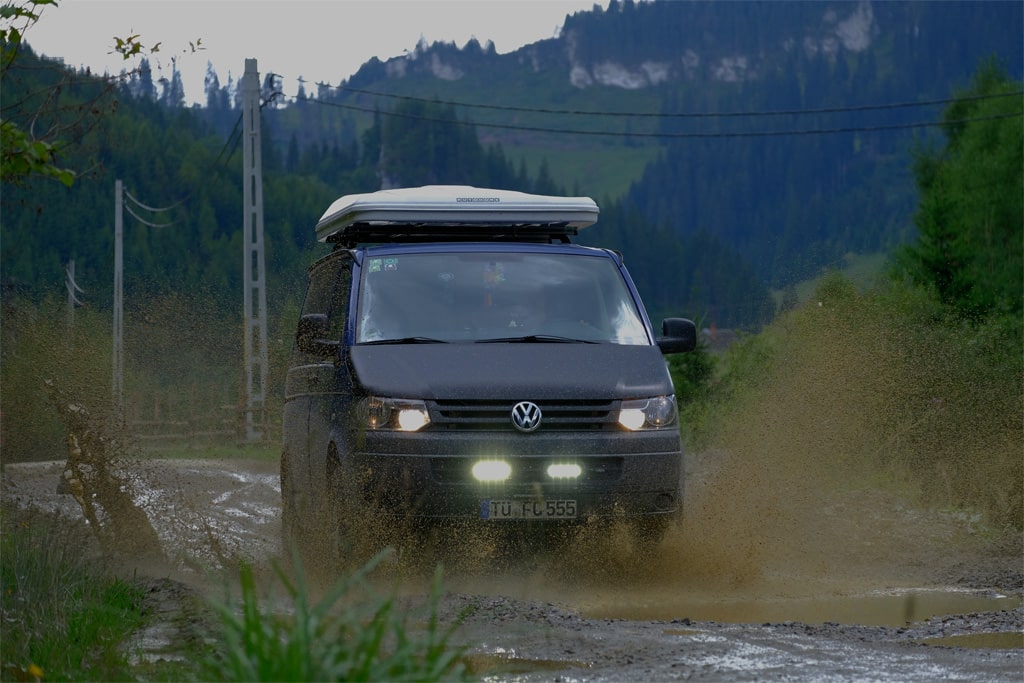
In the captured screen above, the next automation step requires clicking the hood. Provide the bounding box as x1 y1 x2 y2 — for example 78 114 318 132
348 343 672 400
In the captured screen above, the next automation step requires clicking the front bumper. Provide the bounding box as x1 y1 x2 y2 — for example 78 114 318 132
342 429 683 522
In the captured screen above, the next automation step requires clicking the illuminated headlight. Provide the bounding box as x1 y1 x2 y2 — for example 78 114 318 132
546 463 582 479
361 396 430 432
472 460 512 482
618 395 678 431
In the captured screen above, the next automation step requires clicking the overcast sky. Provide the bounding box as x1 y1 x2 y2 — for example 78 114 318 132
26 0 608 105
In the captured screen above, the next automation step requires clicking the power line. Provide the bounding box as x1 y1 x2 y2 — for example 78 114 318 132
122 202 178 228
312 81 1023 119
124 188 185 213
122 187 182 228
213 112 245 168
288 94 1023 140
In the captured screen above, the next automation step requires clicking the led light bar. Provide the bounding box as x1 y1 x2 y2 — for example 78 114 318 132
472 460 512 482
546 463 582 479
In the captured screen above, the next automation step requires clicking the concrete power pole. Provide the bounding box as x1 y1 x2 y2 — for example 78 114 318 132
113 179 124 424
241 59 269 441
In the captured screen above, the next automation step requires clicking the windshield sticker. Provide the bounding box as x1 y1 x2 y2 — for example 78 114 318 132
367 258 398 273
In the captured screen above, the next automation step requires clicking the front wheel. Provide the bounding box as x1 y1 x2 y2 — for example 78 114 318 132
628 514 672 552
281 451 350 582
325 446 393 572
280 454 311 566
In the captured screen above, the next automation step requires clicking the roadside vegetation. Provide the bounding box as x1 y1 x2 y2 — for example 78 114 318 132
0 504 472 682
674 270 1022 530
205 554 468 682
672 61 1022 530
0 506 146 681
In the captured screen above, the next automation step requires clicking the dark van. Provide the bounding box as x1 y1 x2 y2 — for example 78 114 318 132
281 185 696 563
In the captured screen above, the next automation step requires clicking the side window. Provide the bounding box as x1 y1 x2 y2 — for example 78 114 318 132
293 254 352 362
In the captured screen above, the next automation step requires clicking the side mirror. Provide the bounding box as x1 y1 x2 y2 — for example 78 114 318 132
657 317 697 354
296 313 339 357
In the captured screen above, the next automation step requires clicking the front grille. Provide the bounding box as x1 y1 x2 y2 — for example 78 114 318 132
430 399 616 431
431 456 623 484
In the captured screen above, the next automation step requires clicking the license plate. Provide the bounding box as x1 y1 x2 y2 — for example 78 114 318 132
480 499 577 520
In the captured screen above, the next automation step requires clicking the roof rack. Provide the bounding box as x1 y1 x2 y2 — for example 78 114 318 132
316 185 599 247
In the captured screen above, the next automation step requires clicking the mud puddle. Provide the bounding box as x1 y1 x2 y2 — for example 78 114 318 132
463 651 591 677
576 585 1021 627
433 558 1020 632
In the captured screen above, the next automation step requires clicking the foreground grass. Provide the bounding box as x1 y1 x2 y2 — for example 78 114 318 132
0 504 471 682
0 507 146 682
205 553 470 682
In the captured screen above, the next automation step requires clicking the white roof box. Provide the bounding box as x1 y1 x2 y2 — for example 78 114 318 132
316 185 599 244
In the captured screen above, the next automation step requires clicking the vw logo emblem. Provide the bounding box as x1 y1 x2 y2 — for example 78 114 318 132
511 401 542 432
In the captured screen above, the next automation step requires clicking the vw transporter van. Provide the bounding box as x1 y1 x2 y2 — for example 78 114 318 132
281 185 696 562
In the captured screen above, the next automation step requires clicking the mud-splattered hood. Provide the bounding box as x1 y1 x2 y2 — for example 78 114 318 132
348 343 673 400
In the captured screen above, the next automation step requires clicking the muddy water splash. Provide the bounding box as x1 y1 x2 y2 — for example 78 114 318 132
419 296 1022 624
45 378 167 567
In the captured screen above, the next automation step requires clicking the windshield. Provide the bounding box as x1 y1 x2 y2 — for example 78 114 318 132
356 251 650 345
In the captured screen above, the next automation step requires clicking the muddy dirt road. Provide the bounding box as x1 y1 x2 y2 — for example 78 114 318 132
2 452 1021 681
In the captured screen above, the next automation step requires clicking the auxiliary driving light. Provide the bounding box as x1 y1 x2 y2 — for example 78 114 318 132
546 463 582 479
472 460 512 482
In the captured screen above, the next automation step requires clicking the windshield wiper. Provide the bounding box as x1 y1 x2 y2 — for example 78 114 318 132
361 336 449 345
476 334 598 344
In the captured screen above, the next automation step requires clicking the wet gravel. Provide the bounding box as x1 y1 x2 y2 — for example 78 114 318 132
2 456 1021 681
435 594 1023 682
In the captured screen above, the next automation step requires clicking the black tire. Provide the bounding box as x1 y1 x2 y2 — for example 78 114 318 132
325 445 387 572
281 450 352 583
280 454 315 573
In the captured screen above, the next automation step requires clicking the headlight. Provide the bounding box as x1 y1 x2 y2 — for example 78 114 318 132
617 395 678 431
360 397 431 432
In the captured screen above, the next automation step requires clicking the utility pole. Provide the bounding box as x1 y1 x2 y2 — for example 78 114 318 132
241 58 269 442
113 179 125 424
111 181 175 428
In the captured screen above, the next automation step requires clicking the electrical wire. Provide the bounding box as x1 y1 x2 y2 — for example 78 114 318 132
123 201 178 228
291 94 1024 140
124 188 186 213
65 263 85 306
324 82 1024 119
212 112 245 169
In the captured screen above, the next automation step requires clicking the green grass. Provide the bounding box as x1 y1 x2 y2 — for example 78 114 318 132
507 142 661 199
771 251 891 309
1 503 474 682
203 553 470 682
0 507 146 682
